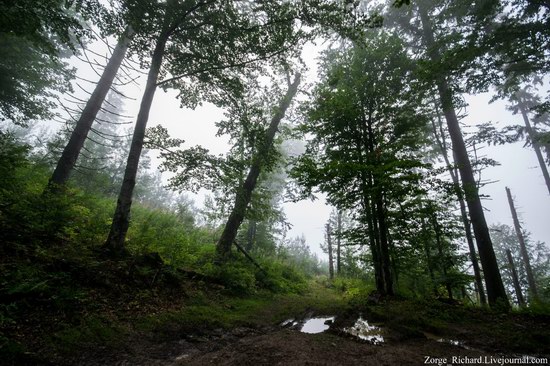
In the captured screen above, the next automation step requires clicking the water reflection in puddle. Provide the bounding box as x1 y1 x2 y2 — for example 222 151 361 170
343 316 385 344
300 316 335 334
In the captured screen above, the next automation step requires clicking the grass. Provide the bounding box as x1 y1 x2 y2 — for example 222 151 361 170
18 277 348 363
134 278 347 339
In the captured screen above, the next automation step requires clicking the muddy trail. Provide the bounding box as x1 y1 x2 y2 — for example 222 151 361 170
5 273 550 366
65 307 549 366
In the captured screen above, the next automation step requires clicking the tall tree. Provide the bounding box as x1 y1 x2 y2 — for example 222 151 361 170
505 187 539 299
104 10 170 253
291 31 430 295
506 248 526 307
216 74 300 260
490 223 550 304
47 28 134 190
413 0 509 307
104 0 306 254
429 100 487 305
147 77 298 260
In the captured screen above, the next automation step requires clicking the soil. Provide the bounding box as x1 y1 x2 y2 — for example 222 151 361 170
62 314 547 366
175 328 490 366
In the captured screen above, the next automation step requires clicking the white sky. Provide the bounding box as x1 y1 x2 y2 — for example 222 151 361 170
53 34 549 260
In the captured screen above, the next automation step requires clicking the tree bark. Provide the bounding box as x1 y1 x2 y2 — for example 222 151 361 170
327 223 334 279
336 210 342 275
506 249 526 307
430 107 487 305
516 98 550 196
376 194 393 295
104 32 169 254
47 28 133 191
355 111 384 293
369 195 385 293
215 74 301 260
418 2 509 307
505 187 539 300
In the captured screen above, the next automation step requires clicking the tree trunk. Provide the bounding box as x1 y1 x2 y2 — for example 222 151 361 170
430 208 453 300
104 32 169 254
355 112 384 293
215 74 300 260
327 223 334 279
430 108 487 305
360 178 384 293
352 109 383 291
245 220 257 252
454 166 487 305
360 101 387 293
47 28 133 191
336 210 342 275
423 229 438 297
369 196 385 293
516 98 550 196
418 204 439 297
505 187 538 300
506 249 526 307
418 2 509 307
376 194 393 295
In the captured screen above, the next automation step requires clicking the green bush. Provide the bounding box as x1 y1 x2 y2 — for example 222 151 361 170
332 277 374 301
259 260 308 294
204 259 258 295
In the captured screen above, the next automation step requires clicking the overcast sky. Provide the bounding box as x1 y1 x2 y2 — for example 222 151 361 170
57 34 550 260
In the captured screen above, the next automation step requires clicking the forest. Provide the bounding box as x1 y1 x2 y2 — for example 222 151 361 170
1 0 550 364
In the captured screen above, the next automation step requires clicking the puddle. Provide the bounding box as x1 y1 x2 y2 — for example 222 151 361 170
280 318 298 327
343 316 385 345
300 316 335 334
423 332 471 350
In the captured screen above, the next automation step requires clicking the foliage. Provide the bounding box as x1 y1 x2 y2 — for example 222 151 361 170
0 0 105 124
289 28 468 297
490 223 550 304
332 277 374 301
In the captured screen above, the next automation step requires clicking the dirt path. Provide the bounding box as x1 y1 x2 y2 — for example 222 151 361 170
43 282 550 366
174 328 491 366
69 320 533 366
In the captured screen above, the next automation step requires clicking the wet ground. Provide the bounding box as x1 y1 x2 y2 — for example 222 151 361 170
174 315 491 366
66 312 548 365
